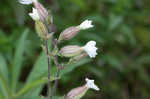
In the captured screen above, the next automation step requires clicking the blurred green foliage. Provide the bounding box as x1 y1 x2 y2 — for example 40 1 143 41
0 0 150 99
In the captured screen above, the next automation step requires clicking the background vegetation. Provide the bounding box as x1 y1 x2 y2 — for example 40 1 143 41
0 0 150 99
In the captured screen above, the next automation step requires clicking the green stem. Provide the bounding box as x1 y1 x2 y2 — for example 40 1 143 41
50 39 61 99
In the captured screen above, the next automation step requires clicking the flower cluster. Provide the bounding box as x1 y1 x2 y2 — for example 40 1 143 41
19 0 99 99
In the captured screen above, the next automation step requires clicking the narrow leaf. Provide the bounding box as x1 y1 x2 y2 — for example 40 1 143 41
0 73 10 99
23 52 48 98
0 55 9 84
60 58 91 76
15 77 59 97
11 29 29 92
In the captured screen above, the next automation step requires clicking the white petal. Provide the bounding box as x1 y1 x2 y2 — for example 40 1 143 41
19 0 33 5
85 78 100 91
29 8 40 21
82 41 98 58
79 20 93 30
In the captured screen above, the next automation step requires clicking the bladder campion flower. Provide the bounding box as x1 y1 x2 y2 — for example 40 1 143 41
19 0 49 22
60 41 98 58
82 41 98 58
29 8 40 21
85 78 99 90
58 20 93 42
19 0 37 5
66 78 99 99
79 20 93 30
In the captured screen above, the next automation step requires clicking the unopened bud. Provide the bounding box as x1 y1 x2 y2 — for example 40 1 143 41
35 20 48 39
59 45 83 57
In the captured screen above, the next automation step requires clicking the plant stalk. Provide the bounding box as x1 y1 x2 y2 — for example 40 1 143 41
45 40 51 99
50 39 61 99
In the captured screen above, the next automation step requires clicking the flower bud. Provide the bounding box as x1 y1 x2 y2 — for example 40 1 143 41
59 45 83 57
35 20 48 39
66 78 99 99
58 20 93 42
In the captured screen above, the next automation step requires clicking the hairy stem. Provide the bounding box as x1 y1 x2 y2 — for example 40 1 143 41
45 40 51 99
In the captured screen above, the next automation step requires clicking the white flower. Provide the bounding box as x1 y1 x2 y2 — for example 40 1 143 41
79 20 93 30
82 41 98 58
19 0 37 5
29 8 40 21
85 78 99 91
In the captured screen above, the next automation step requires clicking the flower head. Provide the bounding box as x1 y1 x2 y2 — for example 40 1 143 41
82 41 98 58
85 78 99 91
19 0 37 5
29 8 40 21
79 20 93 30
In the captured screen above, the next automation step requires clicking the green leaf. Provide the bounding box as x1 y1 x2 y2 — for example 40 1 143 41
60 58 91 76
53 96 65 99
26 52 48 83
23 52 48 98
0 55 9 84
23 40 52 98
24 54 90 98
0 92 4 99
15 77 59 97
11 29 29 92
0 73 10 99
22 95 41 99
